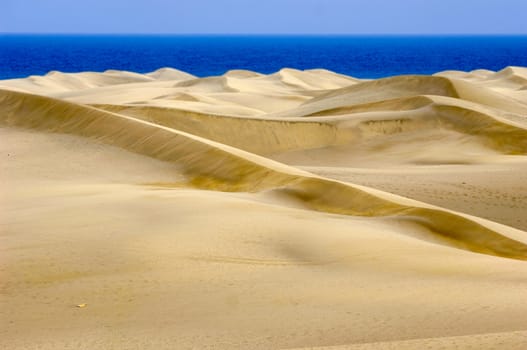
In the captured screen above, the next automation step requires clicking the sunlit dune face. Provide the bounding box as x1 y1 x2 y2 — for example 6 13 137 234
2 67 527 349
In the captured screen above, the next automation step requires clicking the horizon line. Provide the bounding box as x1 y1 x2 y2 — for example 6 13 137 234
2 32 527 37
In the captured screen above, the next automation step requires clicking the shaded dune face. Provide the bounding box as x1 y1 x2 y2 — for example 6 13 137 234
2 67 527 349
1 66 527 261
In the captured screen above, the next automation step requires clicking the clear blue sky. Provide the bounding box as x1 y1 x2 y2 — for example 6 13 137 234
2 0 527 35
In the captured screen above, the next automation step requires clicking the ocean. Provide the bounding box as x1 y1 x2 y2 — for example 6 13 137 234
1 34 527 80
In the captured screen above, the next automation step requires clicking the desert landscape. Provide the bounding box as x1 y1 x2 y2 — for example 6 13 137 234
1 66 527 349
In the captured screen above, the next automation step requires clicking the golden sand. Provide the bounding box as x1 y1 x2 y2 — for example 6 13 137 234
1 67 527 349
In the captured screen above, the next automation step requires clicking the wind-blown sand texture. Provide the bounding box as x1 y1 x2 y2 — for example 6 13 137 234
1 66 527 349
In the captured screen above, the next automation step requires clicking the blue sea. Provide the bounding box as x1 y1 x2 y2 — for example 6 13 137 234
1 35 527 80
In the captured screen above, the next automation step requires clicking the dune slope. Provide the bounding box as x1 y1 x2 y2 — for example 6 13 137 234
1 67 527 349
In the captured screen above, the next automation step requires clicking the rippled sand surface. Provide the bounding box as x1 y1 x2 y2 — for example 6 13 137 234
2 67 527 349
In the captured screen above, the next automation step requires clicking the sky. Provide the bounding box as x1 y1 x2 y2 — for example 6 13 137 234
1 0 527 35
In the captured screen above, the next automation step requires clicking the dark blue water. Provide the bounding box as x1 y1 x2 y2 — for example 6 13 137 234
1 35 527 80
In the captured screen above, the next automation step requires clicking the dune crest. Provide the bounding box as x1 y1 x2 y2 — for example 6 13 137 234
1 85 526 259
2 67 527 349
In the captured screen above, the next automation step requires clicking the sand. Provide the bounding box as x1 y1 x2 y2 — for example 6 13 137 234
1 67 527 349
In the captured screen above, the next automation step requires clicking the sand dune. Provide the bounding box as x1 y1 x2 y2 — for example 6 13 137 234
1 67 527 349
0 69 157 94
437 66 527 90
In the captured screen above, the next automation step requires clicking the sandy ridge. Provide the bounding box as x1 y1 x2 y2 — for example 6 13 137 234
1 87 527 259
2 67 527 349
